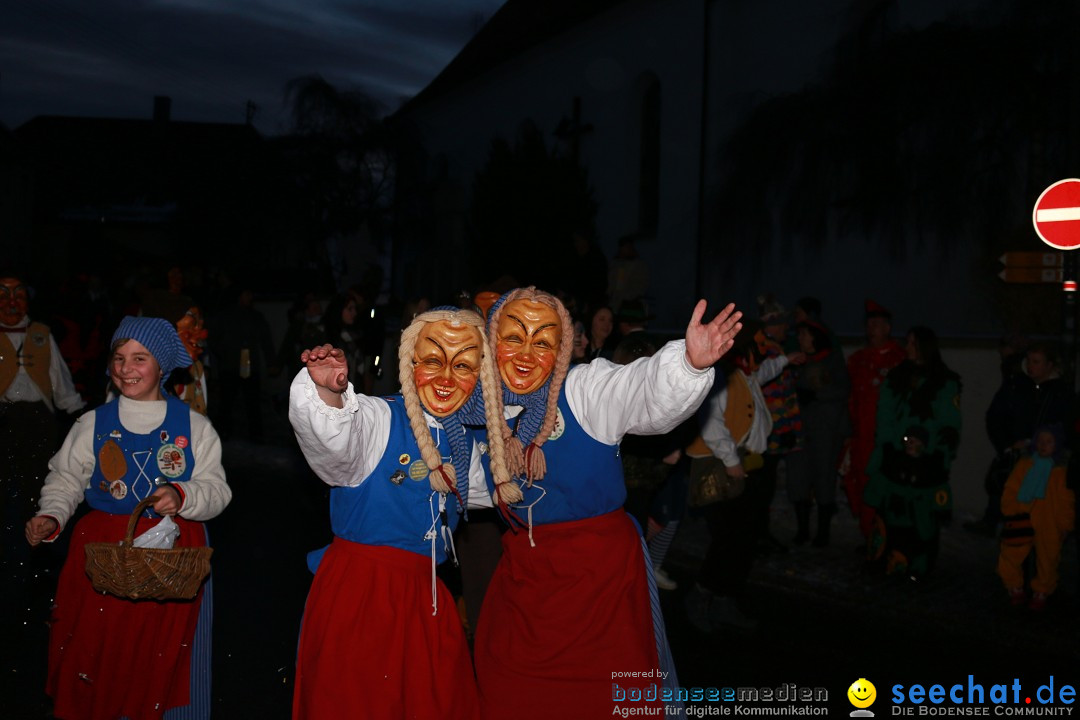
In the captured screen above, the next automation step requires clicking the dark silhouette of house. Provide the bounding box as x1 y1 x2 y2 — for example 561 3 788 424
11 97 318 292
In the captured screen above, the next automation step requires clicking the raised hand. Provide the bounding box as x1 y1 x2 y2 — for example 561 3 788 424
684 300 743 370
303 344 349 393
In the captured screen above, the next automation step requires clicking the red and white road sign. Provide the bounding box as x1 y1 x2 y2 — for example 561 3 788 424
1033 178 1080 250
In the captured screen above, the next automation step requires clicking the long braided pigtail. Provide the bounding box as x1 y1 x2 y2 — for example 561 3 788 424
398 310 462 495
477 328 520 506
486 288 528 478
522 290 575 482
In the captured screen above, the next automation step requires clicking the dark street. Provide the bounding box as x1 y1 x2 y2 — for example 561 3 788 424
196 430 1080 717
4 409 1078 718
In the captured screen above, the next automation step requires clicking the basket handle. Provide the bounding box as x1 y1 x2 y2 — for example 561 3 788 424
123 496 160 545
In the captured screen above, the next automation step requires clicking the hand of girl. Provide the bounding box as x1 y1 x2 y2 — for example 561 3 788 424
25 516 58 546
150 485 182 516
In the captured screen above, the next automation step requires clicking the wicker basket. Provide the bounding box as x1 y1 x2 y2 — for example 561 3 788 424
84 496 213 601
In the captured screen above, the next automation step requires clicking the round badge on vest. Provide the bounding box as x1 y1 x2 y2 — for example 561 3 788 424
156 444 187 478
547 408 566 441
408 459 428 481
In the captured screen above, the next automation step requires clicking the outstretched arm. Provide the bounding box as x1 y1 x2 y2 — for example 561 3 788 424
685 301 742 370
288 347 391 488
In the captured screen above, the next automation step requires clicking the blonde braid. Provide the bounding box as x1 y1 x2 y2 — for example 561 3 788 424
521 288 574 481
486 289 528 477
398 317 454 494
478 329 520 504
531 290 575 444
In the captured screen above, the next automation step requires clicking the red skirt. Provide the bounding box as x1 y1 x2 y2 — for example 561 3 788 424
47 510 206 720
292 538 479 720
474 510 661 720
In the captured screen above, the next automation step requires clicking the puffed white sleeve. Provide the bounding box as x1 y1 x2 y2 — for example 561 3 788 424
37 410 97 535
175 410 232 521
48 334 87 414
288 367 391 487
753 354 789 387
565 339 715 445
699 386 740 467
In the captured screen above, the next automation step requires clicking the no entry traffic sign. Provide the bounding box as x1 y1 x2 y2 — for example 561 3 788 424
1033 178 1080 250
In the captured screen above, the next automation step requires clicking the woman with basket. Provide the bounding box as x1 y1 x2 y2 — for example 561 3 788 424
25 316 231 720
287 306 512 720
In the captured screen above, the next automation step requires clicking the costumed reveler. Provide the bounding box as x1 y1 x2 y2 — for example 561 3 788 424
287 307 513 720
1 274 88 687
863 327 961 578
462 287 740 719
26 315 231 720
843 300 904 540
174 306 209 415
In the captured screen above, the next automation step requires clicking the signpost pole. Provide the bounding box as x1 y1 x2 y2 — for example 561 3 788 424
1032 178 1080 392
1064 253 1078 393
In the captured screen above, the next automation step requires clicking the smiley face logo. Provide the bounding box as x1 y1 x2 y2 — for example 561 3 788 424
848 678 876 709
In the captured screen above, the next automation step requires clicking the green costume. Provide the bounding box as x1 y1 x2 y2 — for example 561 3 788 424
864 360 961 576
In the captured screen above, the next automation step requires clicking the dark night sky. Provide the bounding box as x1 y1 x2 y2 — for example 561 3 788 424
1 0 505 134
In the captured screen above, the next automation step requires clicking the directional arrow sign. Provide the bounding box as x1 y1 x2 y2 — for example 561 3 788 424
1033 179 1080 250
999 251 1063 267
999 267 1065 283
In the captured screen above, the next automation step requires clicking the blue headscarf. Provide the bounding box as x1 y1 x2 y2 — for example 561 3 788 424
109 316 191 389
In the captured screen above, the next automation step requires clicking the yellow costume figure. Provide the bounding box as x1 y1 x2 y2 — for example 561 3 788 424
996 430 1075 609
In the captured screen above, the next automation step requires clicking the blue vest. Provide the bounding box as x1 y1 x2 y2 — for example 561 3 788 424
88 396 194 517
329 397 468 563
484 385 625 525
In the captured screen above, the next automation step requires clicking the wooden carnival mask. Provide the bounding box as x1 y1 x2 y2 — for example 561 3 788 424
495 299 561 395
412 320 483 417
0 277 29 327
